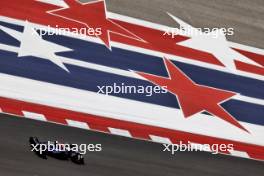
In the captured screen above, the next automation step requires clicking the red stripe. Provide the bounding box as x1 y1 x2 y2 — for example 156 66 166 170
235 61 264 76
0 96 263 160
234 48 264 67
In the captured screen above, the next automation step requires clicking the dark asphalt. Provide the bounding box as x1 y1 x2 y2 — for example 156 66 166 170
0 114 263 176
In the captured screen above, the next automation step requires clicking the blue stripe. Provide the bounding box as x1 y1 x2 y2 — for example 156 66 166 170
0 21 21 47
0 21 24 32
0 50 263 126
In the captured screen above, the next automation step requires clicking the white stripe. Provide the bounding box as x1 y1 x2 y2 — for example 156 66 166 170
0 74 263 146
61 56 143 79
22 111 47 121
36 0 69 8
229 41 264 56
66 119 90 129
149 135 172 144
0 44 18 53
229 150 250 158
108 127 132 137
235 95 264 106
0 43 263 106
0 16 264 82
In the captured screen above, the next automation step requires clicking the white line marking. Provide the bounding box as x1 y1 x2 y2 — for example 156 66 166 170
229 150 250 158
66 119 90 129
229 41 264 56
0 44 18 53
108 127 132 137
36 0 69 8
22 111 47 121
149 135 172 144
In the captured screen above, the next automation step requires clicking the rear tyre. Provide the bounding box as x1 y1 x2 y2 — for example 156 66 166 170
71 153 84 165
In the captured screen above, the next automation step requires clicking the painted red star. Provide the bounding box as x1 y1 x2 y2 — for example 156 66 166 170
135 57 248 132
48 0 142 48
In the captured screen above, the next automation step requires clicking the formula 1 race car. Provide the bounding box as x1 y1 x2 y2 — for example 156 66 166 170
29 137 84 164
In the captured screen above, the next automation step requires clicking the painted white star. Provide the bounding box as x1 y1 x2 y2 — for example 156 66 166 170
0 21 72 72
167 13 262 72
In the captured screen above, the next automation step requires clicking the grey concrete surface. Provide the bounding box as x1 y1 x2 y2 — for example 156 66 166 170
0 114 263 176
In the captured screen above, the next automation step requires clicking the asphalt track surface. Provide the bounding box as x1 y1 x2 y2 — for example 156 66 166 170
0 114 263 176
105 0 264 48
1 0 264 175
